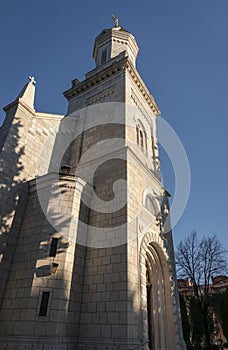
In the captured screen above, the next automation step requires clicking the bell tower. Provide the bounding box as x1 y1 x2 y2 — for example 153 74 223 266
62 17 186 349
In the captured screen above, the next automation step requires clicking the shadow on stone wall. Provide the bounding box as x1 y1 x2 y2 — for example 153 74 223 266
0 118 26 306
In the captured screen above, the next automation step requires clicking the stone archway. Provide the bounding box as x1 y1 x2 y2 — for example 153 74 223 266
139 231 177 350
145 243 168 349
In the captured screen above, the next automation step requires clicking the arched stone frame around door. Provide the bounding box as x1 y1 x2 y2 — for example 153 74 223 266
139 231 177 350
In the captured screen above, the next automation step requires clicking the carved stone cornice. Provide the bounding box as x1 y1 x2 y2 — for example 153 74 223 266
63 56 128 101
63 55 160 116
126 60 160 116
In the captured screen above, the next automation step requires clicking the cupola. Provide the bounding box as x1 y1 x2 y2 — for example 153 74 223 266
93 16 139 68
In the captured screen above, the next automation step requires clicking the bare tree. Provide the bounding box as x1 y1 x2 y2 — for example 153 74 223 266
176 231 227 349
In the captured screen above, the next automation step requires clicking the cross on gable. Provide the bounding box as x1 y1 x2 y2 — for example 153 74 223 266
28 76 36 84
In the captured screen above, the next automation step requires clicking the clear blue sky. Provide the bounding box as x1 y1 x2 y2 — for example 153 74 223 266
0 0 228 250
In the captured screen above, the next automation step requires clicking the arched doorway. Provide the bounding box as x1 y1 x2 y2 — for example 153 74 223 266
145 244 168 350
140 231 186 350
139 231 178 350
146 262 153 350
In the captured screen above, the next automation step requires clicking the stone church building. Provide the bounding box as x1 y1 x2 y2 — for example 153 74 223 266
0 21 186 350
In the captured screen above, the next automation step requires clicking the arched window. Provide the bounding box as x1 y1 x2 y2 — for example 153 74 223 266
136 122 147 152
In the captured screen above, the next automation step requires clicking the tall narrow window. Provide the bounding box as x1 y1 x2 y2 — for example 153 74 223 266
139 130 144 148
49 238 58 257
101 49 107 64
145 134 148 151
136 126 139 145
39 291 50 316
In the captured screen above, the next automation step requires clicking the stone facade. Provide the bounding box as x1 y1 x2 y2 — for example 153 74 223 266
0 24 186 349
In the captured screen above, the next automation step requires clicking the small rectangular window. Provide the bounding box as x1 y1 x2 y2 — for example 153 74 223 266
101 49 107 64
49 238 58 257
39 291 50 316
